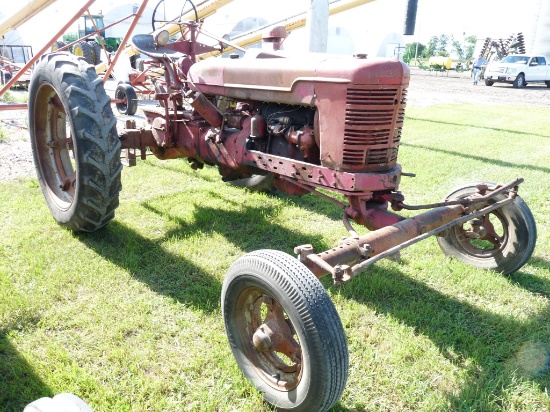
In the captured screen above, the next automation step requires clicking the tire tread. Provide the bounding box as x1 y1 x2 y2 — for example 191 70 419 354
223 250 348 412
29 53 121 232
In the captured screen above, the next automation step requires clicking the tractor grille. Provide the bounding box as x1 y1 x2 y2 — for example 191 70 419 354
342 86 406 171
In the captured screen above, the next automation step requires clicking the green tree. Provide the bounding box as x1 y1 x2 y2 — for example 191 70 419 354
436 34 449 56
452 35 477 62
464 35 477 60
426 34 451 57
451 36 464 60
427 36 438 57
403 42 427 63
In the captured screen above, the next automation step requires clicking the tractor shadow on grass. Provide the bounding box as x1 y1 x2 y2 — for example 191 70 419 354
143 192 330 256
77 196 326 315
0 330 54 410
336 264 550 409
141 159 222 183
78 219 222 313
508 256 550 299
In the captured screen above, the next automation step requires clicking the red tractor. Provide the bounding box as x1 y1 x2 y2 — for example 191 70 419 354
27 14 536 412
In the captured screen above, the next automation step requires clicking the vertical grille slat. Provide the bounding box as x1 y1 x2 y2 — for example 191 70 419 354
342 86 407 171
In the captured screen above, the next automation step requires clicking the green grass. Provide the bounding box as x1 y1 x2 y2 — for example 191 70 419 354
1 104 549 411
0 90 28 104
0 124 7 143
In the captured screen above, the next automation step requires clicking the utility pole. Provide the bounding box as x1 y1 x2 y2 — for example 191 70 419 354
305 0 329 52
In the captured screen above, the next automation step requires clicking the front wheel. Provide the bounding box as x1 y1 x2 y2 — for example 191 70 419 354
436 182 536 274
485 79 494 86
115 82 138 115
29 53 122 232
545 81 550 88
513 73 525 88
222 250 349 412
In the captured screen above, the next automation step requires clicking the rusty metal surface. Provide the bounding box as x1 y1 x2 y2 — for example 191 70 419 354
31 85 76 204
299 204 466 278
236 288 302 391
295 178 522 282
347 196 405 229
242 151 401 193
188 91 223 128
395 179 523 210
103 0 150 81
315 83 407 173
189 56 408 173
0 103 27 111
119 120 156 151
0 0 98 98
345 196 515 282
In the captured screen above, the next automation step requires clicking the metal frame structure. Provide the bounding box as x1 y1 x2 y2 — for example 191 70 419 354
0 0 150 109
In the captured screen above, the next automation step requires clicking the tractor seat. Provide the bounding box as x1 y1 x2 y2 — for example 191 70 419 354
131 34 185 59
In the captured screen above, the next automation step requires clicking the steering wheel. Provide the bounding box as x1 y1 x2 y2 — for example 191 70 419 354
152 0 199 32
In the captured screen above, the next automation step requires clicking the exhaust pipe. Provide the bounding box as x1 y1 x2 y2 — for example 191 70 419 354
403 0 418 35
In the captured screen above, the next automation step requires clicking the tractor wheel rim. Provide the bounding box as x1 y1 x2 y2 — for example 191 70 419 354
454 210 508 257
235 287 302 391
34 83 76 210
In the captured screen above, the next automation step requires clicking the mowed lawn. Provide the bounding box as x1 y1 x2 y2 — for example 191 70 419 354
0 104 549 411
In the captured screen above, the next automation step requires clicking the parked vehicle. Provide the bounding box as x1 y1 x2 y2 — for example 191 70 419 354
484 54 550 88
51 12 122 65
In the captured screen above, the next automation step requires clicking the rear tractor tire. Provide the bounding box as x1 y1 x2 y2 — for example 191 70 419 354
73 41 94 65
50 41 66 53
436 182 536 274
29 53 122 232
89 40 103 64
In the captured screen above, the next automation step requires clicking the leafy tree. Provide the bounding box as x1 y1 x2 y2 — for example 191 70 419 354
403 42 427 63
427 36 438 57
436 34 449 56
426 34 451 57
452 35 477 61
451 36 464 60
464 35 477 60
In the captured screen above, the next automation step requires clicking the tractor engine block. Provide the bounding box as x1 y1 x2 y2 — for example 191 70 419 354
188 52 409 173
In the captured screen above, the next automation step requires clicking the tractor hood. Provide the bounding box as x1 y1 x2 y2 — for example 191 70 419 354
188 52 410 106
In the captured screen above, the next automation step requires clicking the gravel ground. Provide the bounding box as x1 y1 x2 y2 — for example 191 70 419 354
1 67 549 181
407 67 550 107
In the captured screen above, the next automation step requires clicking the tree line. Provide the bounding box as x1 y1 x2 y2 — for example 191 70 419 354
403 34 477 63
